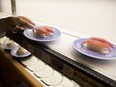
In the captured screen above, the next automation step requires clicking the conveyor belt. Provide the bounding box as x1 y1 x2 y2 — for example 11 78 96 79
5 31 116 87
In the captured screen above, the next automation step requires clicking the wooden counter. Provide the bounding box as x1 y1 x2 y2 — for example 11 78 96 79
0 45 44 87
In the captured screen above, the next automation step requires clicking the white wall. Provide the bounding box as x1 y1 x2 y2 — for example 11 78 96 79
0 0 12 14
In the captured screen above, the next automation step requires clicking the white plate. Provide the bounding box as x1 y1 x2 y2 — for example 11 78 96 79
27 60 45 71
50 76 73 87
34 65 53 78
21 56 39 66
23 27 61 42
41 70 63 86
2 38 18 50
11 46 31 57
72 38 116 60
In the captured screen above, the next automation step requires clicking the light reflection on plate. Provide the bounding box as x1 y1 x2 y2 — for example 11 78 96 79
11 46 31 58
23 27 61 42
72 38 116 60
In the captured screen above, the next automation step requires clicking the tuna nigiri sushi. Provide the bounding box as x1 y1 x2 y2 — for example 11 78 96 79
33 26 54 37
82 37 113 54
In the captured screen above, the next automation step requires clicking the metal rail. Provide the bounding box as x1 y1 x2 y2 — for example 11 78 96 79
11 0 16 15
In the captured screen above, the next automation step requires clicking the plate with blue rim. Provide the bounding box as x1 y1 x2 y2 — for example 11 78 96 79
23 26 61 42
72 38 116 60
11 46 31 58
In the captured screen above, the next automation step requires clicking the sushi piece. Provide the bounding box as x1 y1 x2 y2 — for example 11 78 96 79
3 38 18 50
82 37 113 54
41 26 54 32
33 26 54 37
17 47 28 55
6 40 15 48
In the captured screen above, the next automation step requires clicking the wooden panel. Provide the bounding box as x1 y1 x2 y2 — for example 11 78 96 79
0 47 44 87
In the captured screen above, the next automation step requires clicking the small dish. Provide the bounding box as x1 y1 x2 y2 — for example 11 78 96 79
72 38 116 60
2 38 18 50
11 46 31 57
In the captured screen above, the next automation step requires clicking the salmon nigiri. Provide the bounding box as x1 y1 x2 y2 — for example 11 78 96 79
82 37 113 54
33 26 54 37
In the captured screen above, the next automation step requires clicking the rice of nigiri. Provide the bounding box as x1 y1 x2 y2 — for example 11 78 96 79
82 37 113 54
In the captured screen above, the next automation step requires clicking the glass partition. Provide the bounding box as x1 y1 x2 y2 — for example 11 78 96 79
1 0 116 42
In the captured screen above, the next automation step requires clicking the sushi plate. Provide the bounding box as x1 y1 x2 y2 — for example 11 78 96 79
72 38 116 60
23 27 61 42
11 46 31 58
2 38 18 50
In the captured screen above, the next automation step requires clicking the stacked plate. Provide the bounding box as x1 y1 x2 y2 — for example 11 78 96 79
19 56 78 87
50 76 73 87
34 65 53 78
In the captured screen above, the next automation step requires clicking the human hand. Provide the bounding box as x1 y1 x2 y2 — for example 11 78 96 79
0 16 35 33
